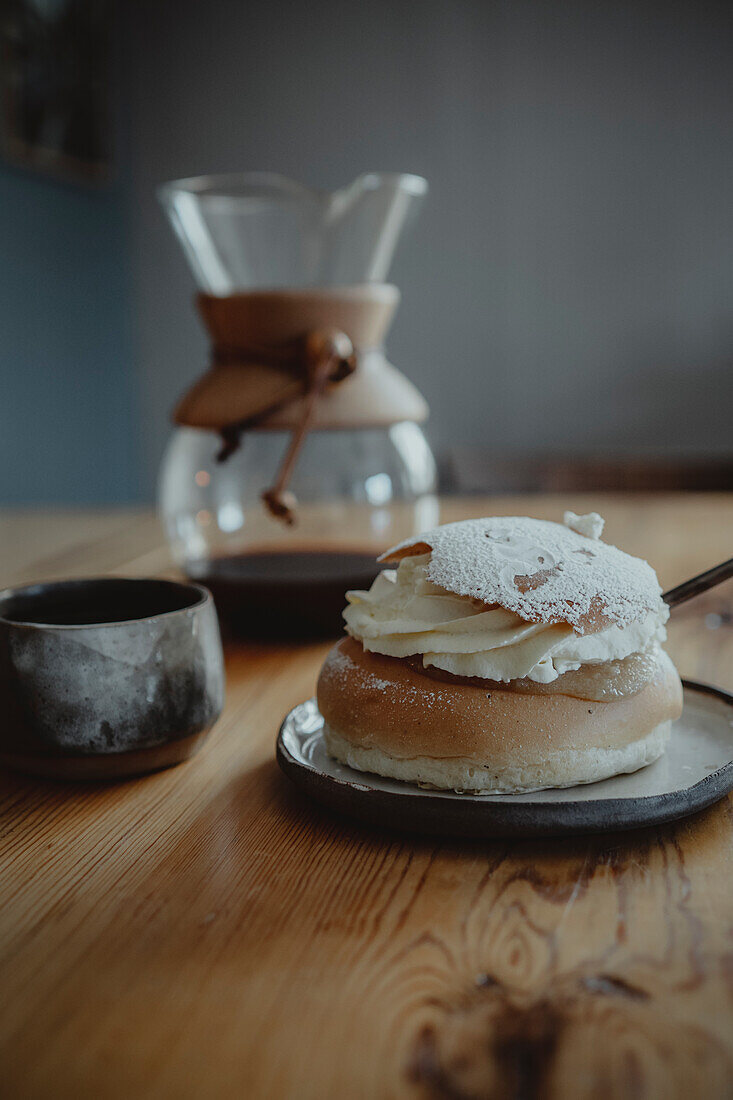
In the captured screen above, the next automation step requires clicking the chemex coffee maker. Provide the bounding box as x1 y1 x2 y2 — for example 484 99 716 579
158 172 438 638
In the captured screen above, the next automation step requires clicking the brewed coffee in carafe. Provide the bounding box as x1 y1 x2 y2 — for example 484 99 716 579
158 173 438 638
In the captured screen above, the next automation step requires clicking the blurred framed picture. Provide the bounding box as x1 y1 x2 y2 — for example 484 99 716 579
0 0 111 184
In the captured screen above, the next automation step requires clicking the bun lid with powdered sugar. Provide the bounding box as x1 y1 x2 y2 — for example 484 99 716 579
379 511 665 635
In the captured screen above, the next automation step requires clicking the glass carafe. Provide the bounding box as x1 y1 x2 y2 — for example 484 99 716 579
157 172 438 638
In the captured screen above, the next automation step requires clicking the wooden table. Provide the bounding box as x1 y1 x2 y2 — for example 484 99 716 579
1 495 733 1099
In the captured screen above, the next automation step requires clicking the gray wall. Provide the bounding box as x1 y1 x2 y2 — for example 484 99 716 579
124 0 733 497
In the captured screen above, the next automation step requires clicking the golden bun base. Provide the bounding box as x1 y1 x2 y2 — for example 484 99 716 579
316 637 683 793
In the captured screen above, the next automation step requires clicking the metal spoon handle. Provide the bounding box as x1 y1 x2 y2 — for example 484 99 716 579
663 557 733 609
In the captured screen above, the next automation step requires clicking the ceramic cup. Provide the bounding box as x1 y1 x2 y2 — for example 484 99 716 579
0 577 225 780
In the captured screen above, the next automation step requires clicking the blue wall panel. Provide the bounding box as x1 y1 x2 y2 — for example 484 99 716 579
0 167 138 503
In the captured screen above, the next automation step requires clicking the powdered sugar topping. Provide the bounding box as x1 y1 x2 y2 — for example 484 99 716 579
380 515 664 632
563 510 604 539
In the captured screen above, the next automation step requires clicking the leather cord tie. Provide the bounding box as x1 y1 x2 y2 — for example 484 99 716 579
217 328 356 525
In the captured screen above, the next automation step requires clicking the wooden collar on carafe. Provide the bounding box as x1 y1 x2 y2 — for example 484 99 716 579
175 286 399 525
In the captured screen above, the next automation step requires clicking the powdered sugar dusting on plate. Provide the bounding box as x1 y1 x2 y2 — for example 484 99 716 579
380 516 663 633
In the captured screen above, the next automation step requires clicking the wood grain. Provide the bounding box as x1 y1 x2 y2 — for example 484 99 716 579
1 495 732 1099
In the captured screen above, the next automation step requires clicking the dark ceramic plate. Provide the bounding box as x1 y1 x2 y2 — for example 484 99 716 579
276 681 733 837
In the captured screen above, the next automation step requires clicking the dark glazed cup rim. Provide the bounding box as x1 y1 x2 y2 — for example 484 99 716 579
0 577 211 631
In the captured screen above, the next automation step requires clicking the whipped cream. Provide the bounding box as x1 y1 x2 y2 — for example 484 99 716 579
344 553 669 684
